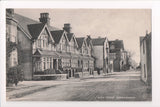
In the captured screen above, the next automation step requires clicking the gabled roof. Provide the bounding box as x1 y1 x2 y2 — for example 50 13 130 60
14 13 59 40
14 13 39 37
76 37 85 48
67 33 74 41
67 33 78 48
92 37 106 46
50 30 65 44
27 23 45 40
109 40 124 53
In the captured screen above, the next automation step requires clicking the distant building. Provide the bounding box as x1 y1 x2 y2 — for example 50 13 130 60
140 32 151 86
109 39 127 72
92 37 109 74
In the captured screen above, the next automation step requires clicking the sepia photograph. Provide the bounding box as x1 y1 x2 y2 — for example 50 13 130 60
5 8 152 101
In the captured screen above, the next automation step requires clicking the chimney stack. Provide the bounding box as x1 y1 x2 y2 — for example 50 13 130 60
6 9 14 18
146 30 148 35
39 13 50 26
63 23 71 33
87 35 91 40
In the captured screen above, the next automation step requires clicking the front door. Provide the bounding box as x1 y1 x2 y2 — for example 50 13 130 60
113 59 120 72
69 70 72 77
53 59 56 69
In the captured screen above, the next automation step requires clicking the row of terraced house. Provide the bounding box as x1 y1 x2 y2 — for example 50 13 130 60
6 9 128 80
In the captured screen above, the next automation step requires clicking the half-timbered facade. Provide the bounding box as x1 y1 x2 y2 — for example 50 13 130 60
6 10 96 80
50 30 71 71
31 24 60 74
76 37 94 74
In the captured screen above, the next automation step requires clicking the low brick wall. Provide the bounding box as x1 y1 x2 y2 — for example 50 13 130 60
76 70 105 78
76 72 90 78
33 74 68 81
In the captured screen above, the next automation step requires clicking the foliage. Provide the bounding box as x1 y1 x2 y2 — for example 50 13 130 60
6 65 23 86
125 50 138 69
34 69 62 75
6 41 24 86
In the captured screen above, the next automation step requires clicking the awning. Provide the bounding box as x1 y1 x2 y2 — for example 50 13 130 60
71 53 81 59
80 55 94 61
33 49 60 58
57 52 71 59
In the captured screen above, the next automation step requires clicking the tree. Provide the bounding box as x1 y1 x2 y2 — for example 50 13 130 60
126 50 138 70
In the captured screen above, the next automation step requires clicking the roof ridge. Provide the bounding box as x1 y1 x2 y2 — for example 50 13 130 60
76 37 85 39
51 30 64 32
15 13 39 23
27 22 44 26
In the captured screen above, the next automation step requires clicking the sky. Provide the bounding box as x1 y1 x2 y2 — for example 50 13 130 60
14 9 151 64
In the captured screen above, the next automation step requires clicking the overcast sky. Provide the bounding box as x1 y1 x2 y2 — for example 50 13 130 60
14 9 151 64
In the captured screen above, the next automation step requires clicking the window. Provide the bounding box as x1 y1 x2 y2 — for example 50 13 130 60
36 61 41 71
47 57 50 69
144 64 146 78
43 40 45 47
50 57 52 68
37 39 41 48
143 41 145 54
43 58 46 70
110 45 115 49
10 50 18 67
13 57 17 65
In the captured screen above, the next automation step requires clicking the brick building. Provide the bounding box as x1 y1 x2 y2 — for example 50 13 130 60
6 9 95 80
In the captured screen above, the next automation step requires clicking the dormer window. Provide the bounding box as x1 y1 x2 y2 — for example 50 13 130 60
110 45 115 49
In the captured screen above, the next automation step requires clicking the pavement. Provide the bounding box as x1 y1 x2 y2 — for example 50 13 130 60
6 70 152 101
6 73 108 100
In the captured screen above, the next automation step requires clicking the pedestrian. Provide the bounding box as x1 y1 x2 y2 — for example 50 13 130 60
97 68 100 75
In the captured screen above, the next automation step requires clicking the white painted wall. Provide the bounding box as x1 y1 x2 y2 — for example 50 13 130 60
93 45 103 68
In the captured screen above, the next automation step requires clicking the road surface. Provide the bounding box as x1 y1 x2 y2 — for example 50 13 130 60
10 71 151 101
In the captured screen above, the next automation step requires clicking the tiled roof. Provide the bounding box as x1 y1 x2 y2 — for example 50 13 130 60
14 13 59 39
76 37 85 48
50 30 64 44
14 13 39 37
27 23 45 40
92 37 106 46
109 40 124 53
67 33 74 41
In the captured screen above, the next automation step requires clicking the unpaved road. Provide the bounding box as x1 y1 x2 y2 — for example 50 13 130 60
9 71 151 101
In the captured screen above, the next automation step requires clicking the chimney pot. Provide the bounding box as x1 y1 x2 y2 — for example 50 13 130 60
63 23 72 33
6 9 14 17
39 13 50 26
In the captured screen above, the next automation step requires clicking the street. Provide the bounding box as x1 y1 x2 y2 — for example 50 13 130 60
8 70 151 101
